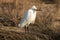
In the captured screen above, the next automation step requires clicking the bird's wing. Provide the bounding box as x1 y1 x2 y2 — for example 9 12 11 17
24 9 33 21
20 9 33 25
20 10 29 24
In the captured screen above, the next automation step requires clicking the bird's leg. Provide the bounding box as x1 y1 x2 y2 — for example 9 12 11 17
25 26 27 34
26 24 30 33
27 27 29 33
27 27 28 31
25 24 29 34
25 25 28 34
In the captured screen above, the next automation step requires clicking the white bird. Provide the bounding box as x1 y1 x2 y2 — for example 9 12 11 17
18 5 37 30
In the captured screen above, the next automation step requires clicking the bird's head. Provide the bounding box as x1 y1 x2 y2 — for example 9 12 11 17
31 5 41 11
31 5 37 11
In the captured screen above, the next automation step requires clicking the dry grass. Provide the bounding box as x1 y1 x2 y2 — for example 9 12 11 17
0 0 60 40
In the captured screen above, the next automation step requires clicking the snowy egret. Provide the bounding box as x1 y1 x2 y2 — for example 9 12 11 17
18 5 38 31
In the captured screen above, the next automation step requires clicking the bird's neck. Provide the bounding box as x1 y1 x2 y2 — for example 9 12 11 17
31 9 36 13
29 9 36 14
33 10 36 14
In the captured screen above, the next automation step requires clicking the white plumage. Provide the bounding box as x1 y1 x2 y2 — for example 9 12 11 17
18 5 37 28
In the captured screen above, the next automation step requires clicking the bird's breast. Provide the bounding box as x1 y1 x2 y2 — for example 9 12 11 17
26 9 36 23
29 12 36 22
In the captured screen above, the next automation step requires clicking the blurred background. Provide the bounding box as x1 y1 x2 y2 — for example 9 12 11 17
0 0 60 40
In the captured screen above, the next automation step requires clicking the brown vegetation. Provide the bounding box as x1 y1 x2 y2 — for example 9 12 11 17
0 0 60 40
